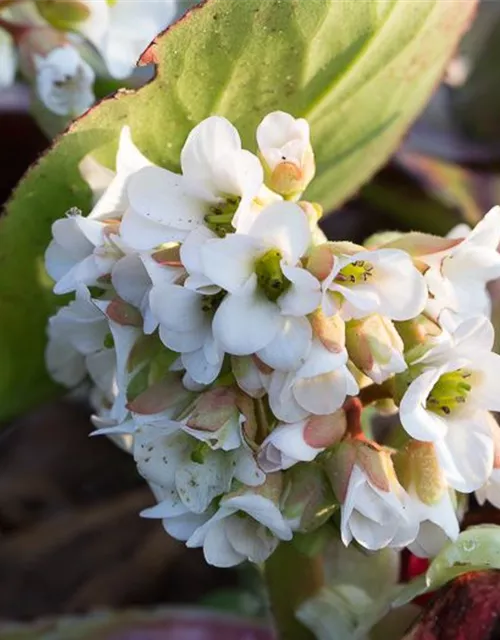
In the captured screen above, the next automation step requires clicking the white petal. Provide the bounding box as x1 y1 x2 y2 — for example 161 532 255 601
201 235 259 293
181 116 242 197
225 516 278 563
268 371 311 423
257 315 311 371
180 225 218 276
223 493 292 540
182 347 223 385
212 281 281 356
248 201 310 263
45 338 86 387
279 264 321 316
367 249 428 321
293 368 352 415
471 352 500 412
399 369 448 441
436 414 493 492
200 519 245 568
150 283 204 332
295 339 347 378
127 165 205 230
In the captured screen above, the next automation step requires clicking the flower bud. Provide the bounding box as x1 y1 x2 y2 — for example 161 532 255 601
35 0 91 31
282 463 338 533
256 111 315 198
394 441 446 506
310 309 345 353
324 439 417 550
258 410 347 473
394 314 441 351
184 387 243 451
346 314 406 384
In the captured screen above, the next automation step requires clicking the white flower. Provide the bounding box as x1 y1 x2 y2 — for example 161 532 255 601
133 419 264 521
267 339 358 422
0 28 16 88
121 116 263 251
143 482 212 542
340 463 417 551
256 111 315 197
407 488 460 558
200 201 320 357
321 247 427 321
258 411 346 473
476 468 500 510
400 316 500 492
149 282 224 386
78 0 179 79
186 485 293 567
45 287 112 395
112 250 182 335
46 127 150 294
81 125 151 221
34 45 95 116
425 206 500 320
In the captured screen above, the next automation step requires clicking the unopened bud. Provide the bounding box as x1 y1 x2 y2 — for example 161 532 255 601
395 314 441 351
282 463 338 533
257 111 315 199
35 0 91 31
310 309 345 353
346 314 406 384
394 440 445 505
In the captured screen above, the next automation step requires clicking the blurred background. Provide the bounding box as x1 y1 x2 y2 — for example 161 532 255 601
3 0 500 635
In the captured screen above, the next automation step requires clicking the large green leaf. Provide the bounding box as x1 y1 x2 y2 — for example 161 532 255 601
0 0 476 420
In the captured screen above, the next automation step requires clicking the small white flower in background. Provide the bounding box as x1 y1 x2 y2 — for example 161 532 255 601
257 111 315 198
399 315 500 492
424 206 500 320
121 116 264 250
0 28 16 88
34 44 95 116
77 0 180 79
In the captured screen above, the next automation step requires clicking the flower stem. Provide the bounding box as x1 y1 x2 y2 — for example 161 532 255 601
358 380 394 406
264 542 323 640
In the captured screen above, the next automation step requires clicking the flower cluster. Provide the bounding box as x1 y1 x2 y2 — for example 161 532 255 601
0 0 195 117
44 110 500 568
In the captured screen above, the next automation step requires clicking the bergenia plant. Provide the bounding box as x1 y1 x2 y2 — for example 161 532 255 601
43 109 500 635
4 0 500 638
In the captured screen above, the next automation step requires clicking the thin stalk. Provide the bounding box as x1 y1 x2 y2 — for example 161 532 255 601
264 542 324 640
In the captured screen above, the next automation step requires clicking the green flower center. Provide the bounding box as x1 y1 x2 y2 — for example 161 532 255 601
204 196 241 237
426 369 472 416
255 249 291 302
201 290 225 314
335 260 374 286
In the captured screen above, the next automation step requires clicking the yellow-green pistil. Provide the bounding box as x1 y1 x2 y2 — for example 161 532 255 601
255 249 291 302
335 260 374 285
204 197 241 237
426 369 472 416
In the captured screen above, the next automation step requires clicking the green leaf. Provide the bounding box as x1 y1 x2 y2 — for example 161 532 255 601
0 0 477 419
393 525 500 609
